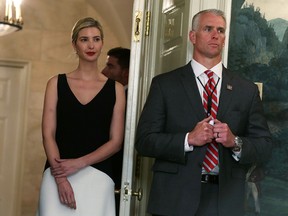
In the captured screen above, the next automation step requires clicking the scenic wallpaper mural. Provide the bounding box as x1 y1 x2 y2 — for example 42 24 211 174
228 0 288 215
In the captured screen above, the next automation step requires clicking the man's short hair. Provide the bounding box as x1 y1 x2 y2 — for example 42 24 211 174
107 47 130 70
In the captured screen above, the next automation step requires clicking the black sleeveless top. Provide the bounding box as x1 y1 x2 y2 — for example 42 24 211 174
45 74 116 179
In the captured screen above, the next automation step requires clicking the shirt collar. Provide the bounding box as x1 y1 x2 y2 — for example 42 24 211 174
191 59 222 79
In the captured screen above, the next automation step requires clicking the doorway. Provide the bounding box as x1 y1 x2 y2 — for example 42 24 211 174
0 60 30 216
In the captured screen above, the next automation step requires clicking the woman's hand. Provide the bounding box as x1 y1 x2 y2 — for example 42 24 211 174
56 178 77 209
51 158 85 178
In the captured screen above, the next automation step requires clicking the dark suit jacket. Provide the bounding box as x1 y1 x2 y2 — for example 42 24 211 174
135 62 273 216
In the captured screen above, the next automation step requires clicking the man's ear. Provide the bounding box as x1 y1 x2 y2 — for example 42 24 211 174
123 68 129 78
122 68 129 85
189 30 196 45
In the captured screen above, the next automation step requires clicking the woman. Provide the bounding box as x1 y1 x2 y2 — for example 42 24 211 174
37 17 125 215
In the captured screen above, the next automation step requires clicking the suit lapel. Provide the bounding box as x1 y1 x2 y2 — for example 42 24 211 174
217 67 234 120
178 64 234 121
180 63 206 120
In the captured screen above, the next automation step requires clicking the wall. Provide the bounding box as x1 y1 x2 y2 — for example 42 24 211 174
0 0 127 215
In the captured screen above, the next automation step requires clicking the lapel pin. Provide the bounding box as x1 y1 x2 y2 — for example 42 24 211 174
227 84 233 90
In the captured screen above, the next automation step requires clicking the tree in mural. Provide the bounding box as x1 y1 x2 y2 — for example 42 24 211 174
228 2 288 181
228 2 288 215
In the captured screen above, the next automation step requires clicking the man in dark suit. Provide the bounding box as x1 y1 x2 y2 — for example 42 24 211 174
135 9 273 216
102 47 130 215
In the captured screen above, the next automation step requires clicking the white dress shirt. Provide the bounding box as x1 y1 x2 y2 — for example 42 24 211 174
184 60 240 174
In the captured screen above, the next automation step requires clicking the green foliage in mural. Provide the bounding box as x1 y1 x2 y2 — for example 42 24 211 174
228 2 288 181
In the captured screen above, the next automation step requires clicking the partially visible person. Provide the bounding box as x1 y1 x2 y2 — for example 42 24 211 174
135 9 273 216
102 47 130 215
37 17 126 216
102 47 130 88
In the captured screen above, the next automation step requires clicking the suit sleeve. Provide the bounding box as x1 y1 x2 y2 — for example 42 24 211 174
135 77 187 164
237 83 273 164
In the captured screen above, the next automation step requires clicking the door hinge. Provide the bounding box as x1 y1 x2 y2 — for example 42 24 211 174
145 11 151 36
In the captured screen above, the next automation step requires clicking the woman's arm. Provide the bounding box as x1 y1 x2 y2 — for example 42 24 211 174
42 75 76 209
42 76 61 175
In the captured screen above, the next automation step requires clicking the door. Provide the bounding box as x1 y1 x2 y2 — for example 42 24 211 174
0 60 29 216
120 1 191 215
120 0 232 215
119 1 149 215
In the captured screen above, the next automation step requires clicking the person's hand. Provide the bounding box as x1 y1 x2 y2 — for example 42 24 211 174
56 178 77 209
51 158 85 178
213 119 235 148
187 116 214 146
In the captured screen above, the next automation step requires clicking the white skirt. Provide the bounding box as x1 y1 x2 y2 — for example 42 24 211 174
36 166 115 216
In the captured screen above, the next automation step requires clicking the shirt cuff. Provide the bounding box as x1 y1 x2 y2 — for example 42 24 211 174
184 133 194 152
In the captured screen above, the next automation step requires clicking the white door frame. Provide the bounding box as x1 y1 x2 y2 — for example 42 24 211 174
119 0 148 215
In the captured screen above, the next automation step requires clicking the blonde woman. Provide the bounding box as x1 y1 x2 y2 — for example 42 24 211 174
37 17 125 216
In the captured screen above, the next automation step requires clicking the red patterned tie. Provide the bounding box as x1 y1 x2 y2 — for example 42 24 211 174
202 70 218 172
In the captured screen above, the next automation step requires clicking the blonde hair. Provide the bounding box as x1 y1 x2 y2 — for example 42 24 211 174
71 17 104 44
